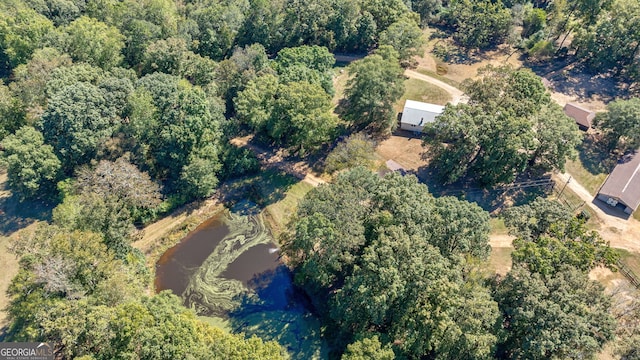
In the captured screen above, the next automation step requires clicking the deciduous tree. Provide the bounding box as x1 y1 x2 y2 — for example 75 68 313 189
379 14 425 66
283 168 496 357
62 16 125 69
595 97 640 152
444 0 512 50
0 81 26 138
341 48 405 134
236 76 338 153
325 133 377 173
0 7 54 75
494 266 615 359
0 126 61 200
39 81 116 171
424 66 579 185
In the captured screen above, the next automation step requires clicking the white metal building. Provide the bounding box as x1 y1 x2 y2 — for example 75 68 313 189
399 100 445 132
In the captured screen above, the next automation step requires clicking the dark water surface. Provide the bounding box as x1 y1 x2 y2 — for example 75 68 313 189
155 215 229 295
154 211 328 359
221 243 281 286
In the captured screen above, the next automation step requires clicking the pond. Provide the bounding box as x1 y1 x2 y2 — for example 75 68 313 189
155 210 328 359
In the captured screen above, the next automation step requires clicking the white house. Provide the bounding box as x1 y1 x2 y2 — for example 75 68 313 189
399 100 445 132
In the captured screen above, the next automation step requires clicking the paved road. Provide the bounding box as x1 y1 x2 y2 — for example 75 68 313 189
404 69 468 105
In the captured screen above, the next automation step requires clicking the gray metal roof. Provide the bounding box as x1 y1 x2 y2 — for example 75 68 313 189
563 103 595 128
598 150 640 212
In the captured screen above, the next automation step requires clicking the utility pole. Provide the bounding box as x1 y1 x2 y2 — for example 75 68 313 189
558 176 571 197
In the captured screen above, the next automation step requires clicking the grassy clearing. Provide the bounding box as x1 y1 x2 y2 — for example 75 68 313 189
634 210 640 222
332 65 349 106
616 248 640 277
488 247 513 276
415 68 461 88
489 217 508 235
564 158 607 195
394 78 452 113
265 181 314 239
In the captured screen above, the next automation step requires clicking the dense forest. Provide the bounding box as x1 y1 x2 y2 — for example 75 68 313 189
1 0 639 358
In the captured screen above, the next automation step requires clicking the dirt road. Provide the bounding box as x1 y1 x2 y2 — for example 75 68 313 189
404 70 467 105
555 172 640 252
229 136 326 187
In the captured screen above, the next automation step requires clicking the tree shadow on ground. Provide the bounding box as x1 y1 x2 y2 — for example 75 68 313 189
217 170 298 212
228 266 329 359
0 181 54 236
428 28 515 66
525 57 630 102
578 134 618 175
410 164 553 214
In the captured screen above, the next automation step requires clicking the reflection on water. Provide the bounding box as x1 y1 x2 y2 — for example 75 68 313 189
155 215 229 296
155 210 328 359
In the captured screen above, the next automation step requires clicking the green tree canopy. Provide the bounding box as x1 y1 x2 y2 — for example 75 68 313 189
5 223 284 359
464 65 551 118
189 0 248 60
5 224 146 340
444 0 512 50
282 168 496 358
53 193 139 258
62 16 125 69
9 47 72 117
45 63 106 98
379 14 425 66
573 0 639 81
424 66 580 185
214 43 271 113
0 6 54 75
236 75 338 153
342 336 395 360
502 197 573 241
341 48 405 134
494 266 615 359
324 133 377 173
0 126 61 200
39 81 116 171
511 217 618 275
274 45 335 94
595 97 640 152
141 37 217 86
0 81 26 138
134 75 224 198
25 0 86 25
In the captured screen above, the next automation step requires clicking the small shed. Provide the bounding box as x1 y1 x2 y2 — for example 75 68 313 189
597 150 640 215
400 100 445 132
385 159 406 175
563 103 595 130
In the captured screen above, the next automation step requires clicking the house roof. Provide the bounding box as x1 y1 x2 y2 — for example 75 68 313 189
404 100 445 114
598 150 640 212
401 100 445 126
563 103 595 128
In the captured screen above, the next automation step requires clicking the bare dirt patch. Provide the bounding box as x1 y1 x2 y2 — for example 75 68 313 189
0 235 19 328
376 134 428 171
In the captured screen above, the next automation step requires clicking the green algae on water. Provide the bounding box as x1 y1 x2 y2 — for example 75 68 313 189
182 212 274 316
